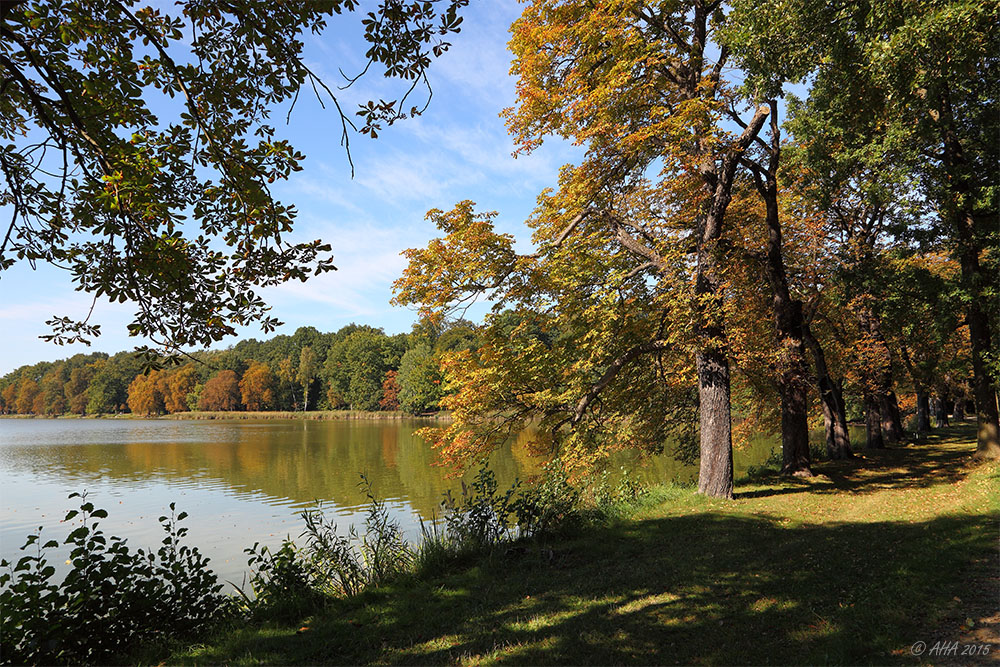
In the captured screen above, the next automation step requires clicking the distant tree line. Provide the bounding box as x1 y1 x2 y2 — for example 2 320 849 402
0 320 479 417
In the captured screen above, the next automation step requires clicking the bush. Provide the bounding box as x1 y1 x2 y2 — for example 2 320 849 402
0 494 227 665
300 474 413 596
512 459 581 536
591 465 645 510
442 466 520 550
237 474 413 616
238 538 319 620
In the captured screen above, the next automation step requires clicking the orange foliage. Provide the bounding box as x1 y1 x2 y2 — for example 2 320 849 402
165 365 198 413
199 370 241 411
127 371 165 415
239 361 275 411
379 370 400 411
16 378 40 414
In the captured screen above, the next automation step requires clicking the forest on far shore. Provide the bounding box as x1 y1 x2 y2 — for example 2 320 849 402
1 304 976 444
0 319 479 417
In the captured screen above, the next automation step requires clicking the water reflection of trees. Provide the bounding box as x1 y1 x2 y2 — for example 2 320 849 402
10 421 546 519
6 422 853 520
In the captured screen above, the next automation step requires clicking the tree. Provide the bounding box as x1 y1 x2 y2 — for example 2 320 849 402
397 344 442 414
321 328 393 411
38 362 68 414
198 370 241 411
126 370 164 415
1 0 468 355
240 360 276 411
164 365 198 413
397 0 774 497
86 352 144 413
744 0 999 457
64 364 95 414
185 383 203 411
380 370 401 411
275 356 297 410
15 377 39 414
345 333 391 412
731 104 815 476
1 382 17 413
296 346 318 411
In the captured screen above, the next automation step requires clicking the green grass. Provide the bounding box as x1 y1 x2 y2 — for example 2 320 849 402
164 424 998 665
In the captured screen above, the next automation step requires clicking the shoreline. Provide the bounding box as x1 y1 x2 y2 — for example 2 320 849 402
0 410 452 421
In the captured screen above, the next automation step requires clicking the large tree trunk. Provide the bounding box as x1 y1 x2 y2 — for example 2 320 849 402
916 390 932 435
860 309 904 444
755 101 813 477
695 235 736 499
780 366 812 476
935 391 950 427
960 219 999 458
691 104 771 498
939 90 1000 459
697 347 734 498
805 325 852 458
963 273 1000 452
880 390 905 443
865 393 885 449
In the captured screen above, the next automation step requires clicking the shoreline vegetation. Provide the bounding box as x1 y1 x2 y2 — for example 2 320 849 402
0 409 452 421
3 424 995 665
165 424 1000 665
1 323 474 422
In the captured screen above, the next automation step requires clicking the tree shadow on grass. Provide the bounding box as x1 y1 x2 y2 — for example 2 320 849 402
737 424 984 500
188 510 996 665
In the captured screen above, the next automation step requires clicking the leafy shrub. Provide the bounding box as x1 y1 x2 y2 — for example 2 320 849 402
592 465 646 508
237 474 412 614
441 466 520 550
238 539 319 620
0 494 227 665
512 459 581 536
300 474 412 596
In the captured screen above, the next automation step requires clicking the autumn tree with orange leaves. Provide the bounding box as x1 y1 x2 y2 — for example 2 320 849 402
396 0 822 497
199 371 241 412
127 371 165 415
240 361 276 411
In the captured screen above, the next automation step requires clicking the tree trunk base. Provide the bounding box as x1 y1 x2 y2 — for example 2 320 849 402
973 420 1000 460
781 464 814 478
696 349 735 500
972 446 1000 460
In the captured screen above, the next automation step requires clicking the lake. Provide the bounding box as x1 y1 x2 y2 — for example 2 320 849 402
0 418 789 587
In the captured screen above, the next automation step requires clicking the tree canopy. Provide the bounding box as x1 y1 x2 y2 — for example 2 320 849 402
1 0 467 356
394 0 1000 495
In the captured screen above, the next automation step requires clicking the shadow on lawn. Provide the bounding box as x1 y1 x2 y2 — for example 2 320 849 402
202 511 994 665
179 425 994 665
737 424 983 500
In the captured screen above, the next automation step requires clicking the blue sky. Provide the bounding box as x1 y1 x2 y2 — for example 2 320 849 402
0 1 581 374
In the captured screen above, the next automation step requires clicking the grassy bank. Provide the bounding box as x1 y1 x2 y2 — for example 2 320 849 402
161 423 997 665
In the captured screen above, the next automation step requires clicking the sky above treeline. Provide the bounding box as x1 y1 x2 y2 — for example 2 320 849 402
0 1 582 374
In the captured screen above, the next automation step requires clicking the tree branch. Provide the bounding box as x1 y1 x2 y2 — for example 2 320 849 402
572 340 671 424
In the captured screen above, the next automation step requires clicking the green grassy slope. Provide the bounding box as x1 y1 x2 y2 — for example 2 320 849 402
170 423 999 665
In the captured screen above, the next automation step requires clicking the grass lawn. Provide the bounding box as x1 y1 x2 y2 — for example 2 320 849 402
170 423 999 665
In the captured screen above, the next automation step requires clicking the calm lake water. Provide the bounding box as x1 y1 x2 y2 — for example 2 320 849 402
0 418 788 586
